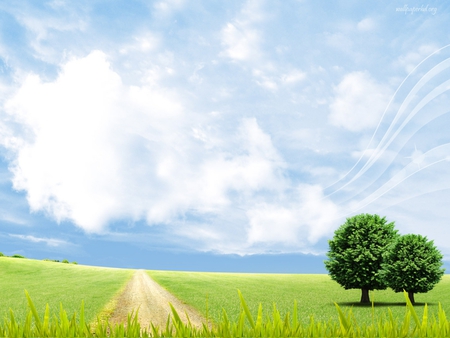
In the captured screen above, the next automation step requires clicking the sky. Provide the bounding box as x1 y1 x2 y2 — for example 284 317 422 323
1 1 450 273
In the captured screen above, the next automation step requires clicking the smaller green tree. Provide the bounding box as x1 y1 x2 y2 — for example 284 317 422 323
382 234 445 304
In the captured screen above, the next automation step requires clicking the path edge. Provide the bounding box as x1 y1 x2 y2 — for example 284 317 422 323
90 270 135 327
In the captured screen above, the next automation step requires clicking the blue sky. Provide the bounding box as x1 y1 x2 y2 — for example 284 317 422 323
1 1 450 273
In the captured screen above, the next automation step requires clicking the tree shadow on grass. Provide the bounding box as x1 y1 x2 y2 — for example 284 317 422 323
335 302 436 308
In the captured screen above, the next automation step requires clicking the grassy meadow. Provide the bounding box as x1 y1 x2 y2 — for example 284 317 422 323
3 256 450 336
148 270 450 326
0 257 133 323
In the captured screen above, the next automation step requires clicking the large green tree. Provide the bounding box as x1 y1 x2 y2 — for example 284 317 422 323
382 234 445 304
325 213 399 303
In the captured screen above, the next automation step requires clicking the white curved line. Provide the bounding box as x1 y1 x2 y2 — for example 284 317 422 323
342 143 450 215
324 44 450 198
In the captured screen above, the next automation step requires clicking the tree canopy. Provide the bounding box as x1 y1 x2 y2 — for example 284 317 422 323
325 213 399 303
382 234 445 304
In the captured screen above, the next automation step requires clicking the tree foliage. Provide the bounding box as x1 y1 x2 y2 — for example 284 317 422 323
325 213 399 302
382 234 445 303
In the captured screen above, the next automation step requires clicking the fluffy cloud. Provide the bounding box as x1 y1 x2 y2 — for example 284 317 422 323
0 50 344 254
218 0 311 94
220 13 262 62
1 51 285 233
246 184 339 249
329 71 391 132
222 0 264 62
357 18 376 31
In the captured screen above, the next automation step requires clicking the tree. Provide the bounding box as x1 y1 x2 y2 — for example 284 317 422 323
324 213 399 303
382 234 445 304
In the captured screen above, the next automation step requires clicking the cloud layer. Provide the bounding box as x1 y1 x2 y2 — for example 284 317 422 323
329 71 392 132
2 51 340 254
1 1 450 259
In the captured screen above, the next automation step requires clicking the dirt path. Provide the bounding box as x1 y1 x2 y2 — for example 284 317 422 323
108 270 206 330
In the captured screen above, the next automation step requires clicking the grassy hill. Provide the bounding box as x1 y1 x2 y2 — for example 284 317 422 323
3 255 450 329
148 270 450 326
0 256 133 323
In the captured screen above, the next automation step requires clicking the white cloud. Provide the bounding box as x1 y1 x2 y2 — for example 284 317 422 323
119 32 160 54
220 0 267 63
0 0 449 263
329 71 392 132
247 205 300 245
167 182 341 255
281 69 307 85
10 234 69 247
298 184 340 243
357 18 376 31
154 0 186 14
220 22 261 62
1 51 289 238
246 184 339 248
5 4 88 63
397 44 439 73
0 213 28 225
3 51 186 231
0 50 344 254
219 0 308 93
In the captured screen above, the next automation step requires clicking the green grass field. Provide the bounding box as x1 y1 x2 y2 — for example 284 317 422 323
3 256 450 331
147 270 450 326
0 257 133 323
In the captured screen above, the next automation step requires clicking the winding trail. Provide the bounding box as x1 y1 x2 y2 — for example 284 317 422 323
108 270 206 330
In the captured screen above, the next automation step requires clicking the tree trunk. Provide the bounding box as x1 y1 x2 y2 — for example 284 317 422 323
360 288 370 303
408 291 415 304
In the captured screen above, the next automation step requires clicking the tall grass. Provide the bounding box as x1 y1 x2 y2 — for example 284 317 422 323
3 290 450 337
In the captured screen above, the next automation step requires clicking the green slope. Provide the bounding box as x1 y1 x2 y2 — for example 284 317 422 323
3 255 450 328
0 257 133 323
148 270 450 325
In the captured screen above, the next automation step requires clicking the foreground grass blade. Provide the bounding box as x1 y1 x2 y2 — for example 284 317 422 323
335 302 351 335
421 303 428 334
237 289 255 330
404 289 421 335
292 299 298 329
25 290 42 334
9 290 450 337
